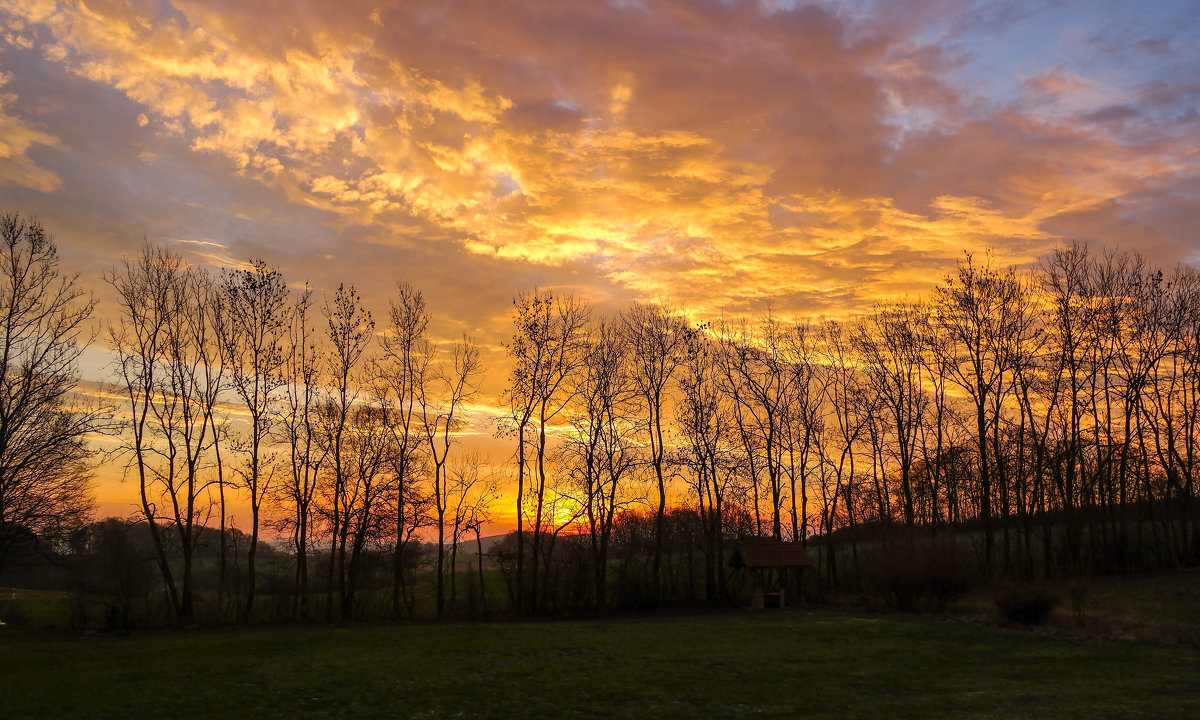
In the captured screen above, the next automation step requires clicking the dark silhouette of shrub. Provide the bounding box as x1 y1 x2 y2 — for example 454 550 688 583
995 585 1058 625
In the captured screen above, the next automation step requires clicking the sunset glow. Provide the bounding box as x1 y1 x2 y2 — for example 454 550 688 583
0 0 1197 527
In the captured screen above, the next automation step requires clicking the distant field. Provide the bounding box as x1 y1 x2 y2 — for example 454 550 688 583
2 610 1198 719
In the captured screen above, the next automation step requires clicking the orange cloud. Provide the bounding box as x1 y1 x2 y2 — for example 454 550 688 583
0 71 60 191
2 0 1198 533
5 0 1195 327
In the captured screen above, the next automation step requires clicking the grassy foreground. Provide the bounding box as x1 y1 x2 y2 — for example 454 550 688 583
2 610 1197 719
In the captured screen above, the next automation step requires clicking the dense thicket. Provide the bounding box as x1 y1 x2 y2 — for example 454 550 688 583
4 219 1200 624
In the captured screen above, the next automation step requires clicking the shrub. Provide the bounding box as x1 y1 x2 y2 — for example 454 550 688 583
995 585 1058 625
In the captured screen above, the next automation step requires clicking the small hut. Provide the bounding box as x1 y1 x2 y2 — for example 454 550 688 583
729 540 813 608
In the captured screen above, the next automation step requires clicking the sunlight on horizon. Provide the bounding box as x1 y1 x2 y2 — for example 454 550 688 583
0 0 1196 536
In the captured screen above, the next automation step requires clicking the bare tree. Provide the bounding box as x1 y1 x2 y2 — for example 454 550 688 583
0 212 100 570
854 304 928 527
1132 263 1199 566
622 301 688 599
502 291 546 613
321 283 373 620
933 253 1026 575
562 316 642 609
503 290 589 613
817 319 874 587
205 289 232 618
108 245 221 623
376 280 431 618
781 322 822 544
716 311 801 540
419 334 482 619
275 285 326 619
335 401 399 618
388 472 433 619
445 449 500 612
913 300 973 531
218 259 290 620
675 323 737 600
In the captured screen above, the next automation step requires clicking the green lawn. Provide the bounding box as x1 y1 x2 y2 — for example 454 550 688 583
2 610 1197 719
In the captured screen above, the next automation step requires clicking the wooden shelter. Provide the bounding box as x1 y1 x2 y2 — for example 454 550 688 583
729 540 812 608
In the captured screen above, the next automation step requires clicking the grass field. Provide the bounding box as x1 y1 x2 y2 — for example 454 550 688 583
2 609 1198 719
947 568 1200 645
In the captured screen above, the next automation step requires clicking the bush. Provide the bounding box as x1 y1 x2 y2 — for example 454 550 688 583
995 585 1058 625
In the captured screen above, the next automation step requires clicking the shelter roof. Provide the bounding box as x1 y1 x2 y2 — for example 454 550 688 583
729 540 813 569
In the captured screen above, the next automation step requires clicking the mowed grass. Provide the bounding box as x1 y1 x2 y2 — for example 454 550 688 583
2 611 1198 719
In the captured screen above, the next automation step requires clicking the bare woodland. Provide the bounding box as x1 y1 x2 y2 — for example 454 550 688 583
2 209 1200 624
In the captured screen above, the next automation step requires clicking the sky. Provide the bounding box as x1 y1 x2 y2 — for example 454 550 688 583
0 0 1197 525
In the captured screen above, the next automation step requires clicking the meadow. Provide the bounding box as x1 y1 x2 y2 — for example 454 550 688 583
2 606 1198 719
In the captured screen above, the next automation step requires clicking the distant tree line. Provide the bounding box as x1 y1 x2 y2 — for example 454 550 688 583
1 208 1198 626
503 245 1200 611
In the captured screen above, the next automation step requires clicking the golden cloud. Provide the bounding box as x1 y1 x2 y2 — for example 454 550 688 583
1 0 1195 323
0 71 60 191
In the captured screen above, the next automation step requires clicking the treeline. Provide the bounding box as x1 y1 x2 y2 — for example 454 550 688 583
1 208 1199 626
504 243 1200 611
